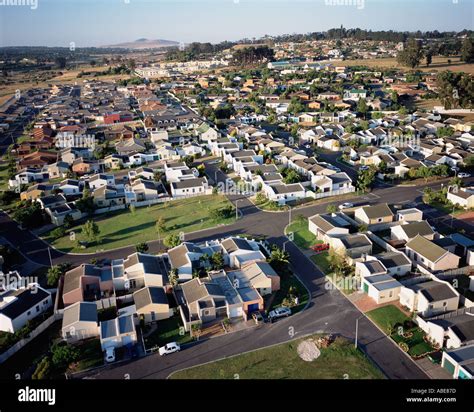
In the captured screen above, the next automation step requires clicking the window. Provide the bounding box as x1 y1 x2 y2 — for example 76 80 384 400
151 312 156 321
377 218 383 223
36 305 40 312
27 311 31 316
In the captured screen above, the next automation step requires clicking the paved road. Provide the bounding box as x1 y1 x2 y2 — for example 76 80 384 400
1 165 473 379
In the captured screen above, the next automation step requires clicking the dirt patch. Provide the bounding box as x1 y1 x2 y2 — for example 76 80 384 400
297 339 321 362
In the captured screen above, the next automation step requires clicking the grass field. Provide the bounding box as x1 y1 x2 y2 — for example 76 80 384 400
286 219 320 249
366 305 410 334
171 335 384 379
311 251 332 274
144 316 193 350
340 56 474 75
44 194 234 253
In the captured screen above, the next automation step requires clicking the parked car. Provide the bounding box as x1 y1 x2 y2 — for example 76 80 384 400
338 202 354 210
105 347 115 363
311 243 330 252
252 311 264 324
268 307 291 322
458 172 471 178
159 342 181 356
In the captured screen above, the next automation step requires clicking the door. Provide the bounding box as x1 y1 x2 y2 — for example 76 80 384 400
247 303 259 314
363 282 369 293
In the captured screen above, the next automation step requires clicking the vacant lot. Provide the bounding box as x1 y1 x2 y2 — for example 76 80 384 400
286 219 320 249
44 194 234 253
171 335 384 379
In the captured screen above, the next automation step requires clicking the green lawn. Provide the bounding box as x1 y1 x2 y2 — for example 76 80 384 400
391 328 434 358
144 316 193 350
171 335 385 379
286 219 320 249
44 194 234 253
366 305 410 334
72 339 104 372
311 252 331 274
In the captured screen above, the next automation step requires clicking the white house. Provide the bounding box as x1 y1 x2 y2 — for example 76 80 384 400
99 314 137 351
61 301 99 342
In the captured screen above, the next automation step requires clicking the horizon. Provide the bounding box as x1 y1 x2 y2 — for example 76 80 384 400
0 0 472 48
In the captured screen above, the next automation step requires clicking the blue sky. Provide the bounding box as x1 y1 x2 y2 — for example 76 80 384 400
0 0 472 47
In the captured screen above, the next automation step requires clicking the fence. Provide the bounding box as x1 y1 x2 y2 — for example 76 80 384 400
307 186 355 200
0 313 60 364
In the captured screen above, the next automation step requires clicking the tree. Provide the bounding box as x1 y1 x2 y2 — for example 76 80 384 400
326 204 337 214
155 217 167 239
168 268 179 287
76 188 95 215
425 50 433 67
461 37 474 63
210 252 224 270
283 169 301 184
13 200 43 229
356 167 376 192
163 234 181 249
47 264 71 287
269 246 290 273
397 38 424 68
135 242 149 253
63 214 74 229
51 343 79 368
357 98 368 119
82 220 100 244
54 56 67 69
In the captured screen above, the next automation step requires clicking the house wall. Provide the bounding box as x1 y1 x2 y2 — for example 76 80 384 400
417 293 459 317
62 321 99 342
137 303 172 323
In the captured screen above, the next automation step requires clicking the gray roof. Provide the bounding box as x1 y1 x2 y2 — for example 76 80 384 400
100 315 135 339
377 252 411 268
133 287 168 310
411 280 458 302
221 237 253 253
340 234 372 249
62 301 98 328
398 221 434 239
361 203 394 219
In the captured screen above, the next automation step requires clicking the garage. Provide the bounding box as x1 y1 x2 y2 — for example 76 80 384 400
247 303 260 314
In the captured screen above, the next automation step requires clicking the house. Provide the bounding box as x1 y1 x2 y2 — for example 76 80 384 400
396 208 423 222
361 274 402 305
36 194 67 210
46 203 83 226
354 203 394 225
112 253 167 292
399 279 460 317
441 344 474 379
308 213 351 242
133 286 172 324
20 183 56 201
0 284 52 333
130 179 167 202
447 188 474 210
92 185 126 208
355 258 387 278
231 261 280 296
262 183 306 205
418 308 474 349
170 177 209 198
331 234 373 259
87 174 115 190
377 252 412 276
390 221 435 242
168 242 207 282
220 237 266 268
62 264 114 307
405 235 460 272
72 158 101 175
61 301 99 342
128 166 155 181
100 314 137 351
115 138 146 156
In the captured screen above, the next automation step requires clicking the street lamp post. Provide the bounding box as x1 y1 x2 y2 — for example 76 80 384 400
355 315 365 349
235 199 242 221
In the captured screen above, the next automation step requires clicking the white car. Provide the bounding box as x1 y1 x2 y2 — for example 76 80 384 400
268 307 291 321
339 202 354 210
458 173 471 178
105 347 115 363
159 342 181 356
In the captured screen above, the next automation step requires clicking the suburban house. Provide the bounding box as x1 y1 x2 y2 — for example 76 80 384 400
308 213 351 242
220 237 267 268
330 233 373 259
399 279 460 317
170 177 209 198
447 188 474 210
441 344 474 379
405 235 460 272
418 308 474 349
168 242 209 282
361 273 402 305
390 221 435 242
61 301 99 342
62 264 114 307
99 314 137 351
133 286 172 323
377 252 412 276
0 284 52 333
92 185 126 208
229 261 280 296
354 203 394 225
262 183 306 205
